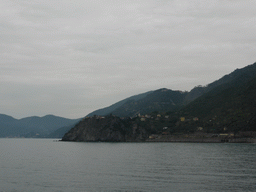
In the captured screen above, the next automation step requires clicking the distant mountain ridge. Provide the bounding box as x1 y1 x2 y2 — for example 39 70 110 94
0 114 81 138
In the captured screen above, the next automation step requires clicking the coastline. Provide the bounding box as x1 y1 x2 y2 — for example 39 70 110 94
61 137 256 143
145 135 256 143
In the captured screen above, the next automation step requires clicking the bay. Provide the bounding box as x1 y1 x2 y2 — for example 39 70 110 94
0 139 255 192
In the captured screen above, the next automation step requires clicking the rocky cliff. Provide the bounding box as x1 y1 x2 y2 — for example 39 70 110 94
61 115 149 142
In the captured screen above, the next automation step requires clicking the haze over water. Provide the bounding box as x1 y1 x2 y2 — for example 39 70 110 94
1 139 255 192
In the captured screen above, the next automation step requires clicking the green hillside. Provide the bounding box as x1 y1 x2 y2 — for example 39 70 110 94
87 63 256 118
86 91 152 117
62 62 256 142
110 88 188 117
178 76 256 133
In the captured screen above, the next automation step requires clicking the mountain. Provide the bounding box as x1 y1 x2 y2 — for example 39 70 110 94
180 62 256 117
0 114 81 138
87 89 189 118
0 114 17 123
86 62 256 118
86 91 153 117
110 88 188 117
175 62 256 134
206 62 256 90
46 123 79 138
3 62 256 139
178 75 256 133
62 62 256 142
185 62 256 102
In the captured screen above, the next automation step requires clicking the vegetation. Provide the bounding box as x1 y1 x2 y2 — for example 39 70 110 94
2 62 256 139
178 76 256 134
63 62 256 141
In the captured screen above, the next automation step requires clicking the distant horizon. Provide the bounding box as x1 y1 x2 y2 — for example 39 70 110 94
0 113 83 120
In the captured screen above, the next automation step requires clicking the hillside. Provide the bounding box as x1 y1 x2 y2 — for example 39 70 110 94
62 62 256 142
46 123 79 138
86 62 256 118
178 76 256 133
0 114 81 138
110 88 188 117
87 88 189 118
62 75 256 142
2 62 256 139
184 62 256 102
62 115 149 142
86 91 152 117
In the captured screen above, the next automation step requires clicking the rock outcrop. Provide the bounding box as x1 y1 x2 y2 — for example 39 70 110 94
61 115 149 142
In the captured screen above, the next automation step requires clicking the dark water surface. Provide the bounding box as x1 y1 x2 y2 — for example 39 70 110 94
0 139 255 192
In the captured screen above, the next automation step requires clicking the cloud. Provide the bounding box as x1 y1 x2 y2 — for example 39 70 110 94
1 0 256 118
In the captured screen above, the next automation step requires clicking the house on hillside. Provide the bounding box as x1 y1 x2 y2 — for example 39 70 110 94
180 117 185 122
140 117 146 121
193 117 199 121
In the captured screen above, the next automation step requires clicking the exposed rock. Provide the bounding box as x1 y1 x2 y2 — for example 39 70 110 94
62 115 149 142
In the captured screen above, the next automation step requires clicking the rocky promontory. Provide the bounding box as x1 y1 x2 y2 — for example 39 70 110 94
61 115 149 142
61 114 256 143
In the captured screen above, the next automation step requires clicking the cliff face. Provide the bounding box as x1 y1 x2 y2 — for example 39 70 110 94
62 115 149 142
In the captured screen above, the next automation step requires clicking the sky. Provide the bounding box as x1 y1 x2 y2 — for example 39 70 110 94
1 0 256 119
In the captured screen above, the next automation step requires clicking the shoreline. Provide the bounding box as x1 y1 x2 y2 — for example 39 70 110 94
60 137 256 143
145 135 256 143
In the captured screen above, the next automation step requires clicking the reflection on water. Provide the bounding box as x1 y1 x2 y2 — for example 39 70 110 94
0 139 255 192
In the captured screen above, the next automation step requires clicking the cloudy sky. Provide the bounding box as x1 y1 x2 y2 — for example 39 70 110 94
1 0 255 119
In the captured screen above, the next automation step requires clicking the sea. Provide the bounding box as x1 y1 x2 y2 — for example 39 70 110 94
0 139 255 192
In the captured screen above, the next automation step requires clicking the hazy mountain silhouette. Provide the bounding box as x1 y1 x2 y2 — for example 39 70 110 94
0 114 81 138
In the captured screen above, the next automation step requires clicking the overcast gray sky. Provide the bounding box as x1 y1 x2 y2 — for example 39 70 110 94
1 0 255 119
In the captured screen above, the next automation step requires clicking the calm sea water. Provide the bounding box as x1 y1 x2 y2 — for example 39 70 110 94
0 139 255 192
